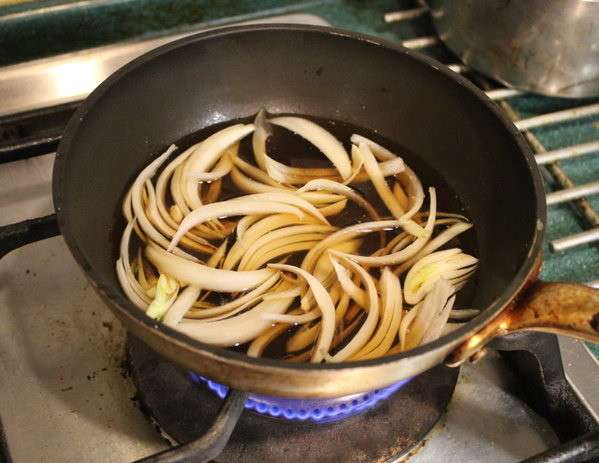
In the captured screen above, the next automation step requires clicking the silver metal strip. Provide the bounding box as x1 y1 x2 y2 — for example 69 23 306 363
535 140 599 165
384 7 428 23
515 103 599 131
551 228 599 252
0 13 330 117
557 336 599 423
546 180 599 206
400 36 439 49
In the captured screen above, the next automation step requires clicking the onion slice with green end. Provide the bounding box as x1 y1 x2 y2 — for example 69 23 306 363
146 274 179 320
269 264 335 362
270 116 352 180
182 123 255 209
403 248 478 305
145 242 274 292
327 256 379 362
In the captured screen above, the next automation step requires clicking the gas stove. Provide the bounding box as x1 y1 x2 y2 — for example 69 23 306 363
0 4 598 463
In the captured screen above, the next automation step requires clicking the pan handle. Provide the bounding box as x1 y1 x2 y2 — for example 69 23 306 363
134 389 247 463
446 281 599 367
0 214 60 259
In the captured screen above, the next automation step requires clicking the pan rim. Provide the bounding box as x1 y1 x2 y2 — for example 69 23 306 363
53 23 546 375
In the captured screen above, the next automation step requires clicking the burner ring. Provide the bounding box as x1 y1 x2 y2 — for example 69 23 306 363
190 372 412 423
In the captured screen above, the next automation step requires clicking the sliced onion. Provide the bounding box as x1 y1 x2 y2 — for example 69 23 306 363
403 248 477 305
318 199 348 216
330 255 368 308
182 123 255 209
422 295 456 344
393 181 410 210
242 239 321 271
268 264 335 362
394 221 473 275
185 273 280 319
339 187 437 267
327 256 379 362
403 278 454 350
358 142 424 237
192 149 234 182
247 322 290 357
145 242 274 292
301 219 403 274
252 109 271 171
350 134 397 161
271 116 352 180
175 283 294 346
224 214 316 270
235 224 335 271
299 179 380 221
352 268 403 359
168 198 306 251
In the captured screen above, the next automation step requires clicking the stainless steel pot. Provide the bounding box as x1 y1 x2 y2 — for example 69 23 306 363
428 0 599 98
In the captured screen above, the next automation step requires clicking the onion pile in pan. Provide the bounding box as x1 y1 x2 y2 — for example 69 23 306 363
117 110 478 363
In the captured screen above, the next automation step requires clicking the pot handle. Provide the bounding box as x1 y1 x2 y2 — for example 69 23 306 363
446 281 599 367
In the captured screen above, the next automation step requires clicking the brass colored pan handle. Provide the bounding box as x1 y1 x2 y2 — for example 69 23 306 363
446 281 599 367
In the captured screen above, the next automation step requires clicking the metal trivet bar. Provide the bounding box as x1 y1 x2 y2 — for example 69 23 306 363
386 6 599 254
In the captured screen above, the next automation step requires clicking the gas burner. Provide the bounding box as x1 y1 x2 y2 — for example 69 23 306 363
127 336 459 462
189 373 412 423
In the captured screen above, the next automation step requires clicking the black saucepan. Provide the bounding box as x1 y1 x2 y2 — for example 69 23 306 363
50 25 598 404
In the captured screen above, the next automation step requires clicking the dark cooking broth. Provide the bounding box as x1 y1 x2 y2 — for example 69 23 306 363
128 114 478 360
